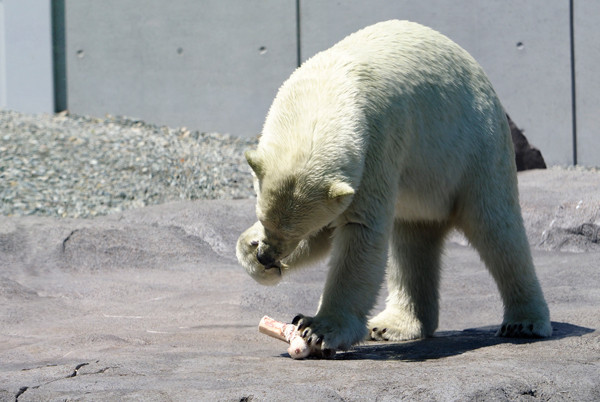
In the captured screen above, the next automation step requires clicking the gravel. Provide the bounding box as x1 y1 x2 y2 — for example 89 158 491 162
0 109 258 218
3 109 597 220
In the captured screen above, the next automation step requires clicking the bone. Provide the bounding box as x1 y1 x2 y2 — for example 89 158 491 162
258 315 311 359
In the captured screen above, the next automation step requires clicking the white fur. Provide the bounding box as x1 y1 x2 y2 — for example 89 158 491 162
237 20 551 352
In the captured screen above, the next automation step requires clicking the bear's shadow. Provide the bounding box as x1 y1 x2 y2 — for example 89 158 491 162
330 322 594 361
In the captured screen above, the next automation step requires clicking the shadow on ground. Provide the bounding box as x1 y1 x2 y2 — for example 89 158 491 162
326 322 595 361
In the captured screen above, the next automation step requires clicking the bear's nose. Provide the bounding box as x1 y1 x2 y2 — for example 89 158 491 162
256 250 276 267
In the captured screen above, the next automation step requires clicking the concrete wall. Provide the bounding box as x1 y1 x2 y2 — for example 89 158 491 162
574 1 600 167
0 0 54 113
0 1 598 166
0 1 5 108
300 0 574 167
64 0 297 138
301 0 576 164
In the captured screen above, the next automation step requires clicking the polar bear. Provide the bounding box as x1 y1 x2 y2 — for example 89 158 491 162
237 20 551 354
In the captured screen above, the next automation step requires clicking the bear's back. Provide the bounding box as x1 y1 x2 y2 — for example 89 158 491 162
258 20 511 205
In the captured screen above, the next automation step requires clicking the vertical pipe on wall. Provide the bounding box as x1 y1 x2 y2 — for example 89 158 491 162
296 0 301 67
569 0 577 165
52 0 67 112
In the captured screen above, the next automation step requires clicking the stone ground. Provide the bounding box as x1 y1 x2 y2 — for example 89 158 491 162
1 169 599 401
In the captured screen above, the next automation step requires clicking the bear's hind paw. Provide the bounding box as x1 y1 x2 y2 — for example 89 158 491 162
496 319 552 338
367 310 430 341
367 324 425 342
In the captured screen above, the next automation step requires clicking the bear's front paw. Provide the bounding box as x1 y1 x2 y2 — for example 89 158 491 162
236 221 284 286
292 313 366 356
496 319 552 338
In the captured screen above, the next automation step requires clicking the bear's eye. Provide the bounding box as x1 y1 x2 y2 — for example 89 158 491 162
260 219 293 239
260 219 277 233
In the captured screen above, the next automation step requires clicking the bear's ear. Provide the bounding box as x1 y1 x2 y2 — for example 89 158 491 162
245 149 265 179
328 182 355 200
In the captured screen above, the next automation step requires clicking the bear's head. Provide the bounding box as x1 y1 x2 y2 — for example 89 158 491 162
240 149 354 285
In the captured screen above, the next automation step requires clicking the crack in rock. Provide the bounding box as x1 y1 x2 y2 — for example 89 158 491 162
61 229 78 252
521 388 538 397
67 362 89 378
14 362 114 400
15 386 28 401
21 364 58 371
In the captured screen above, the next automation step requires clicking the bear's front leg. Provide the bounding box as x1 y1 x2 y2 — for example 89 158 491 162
293 222 388 354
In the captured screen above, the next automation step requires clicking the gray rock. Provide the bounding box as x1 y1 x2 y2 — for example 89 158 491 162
518 168 600 252
1 170 599 401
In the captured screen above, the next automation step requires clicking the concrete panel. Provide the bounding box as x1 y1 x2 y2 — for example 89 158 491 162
574 1 600 167
0 1 6 108
65 0 297 136
2 0 54 113
300 0 572 166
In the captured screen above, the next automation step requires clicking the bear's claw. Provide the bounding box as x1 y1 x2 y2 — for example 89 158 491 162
369 327 390 341
291 313 304 327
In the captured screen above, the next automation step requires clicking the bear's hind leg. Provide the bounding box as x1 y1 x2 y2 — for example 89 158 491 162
458 189 552 338
368 220 449 341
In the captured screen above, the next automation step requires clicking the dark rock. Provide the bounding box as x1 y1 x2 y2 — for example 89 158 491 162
507 114 547 171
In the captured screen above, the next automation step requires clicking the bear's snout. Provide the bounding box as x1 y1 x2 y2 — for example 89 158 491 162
256 248 277 268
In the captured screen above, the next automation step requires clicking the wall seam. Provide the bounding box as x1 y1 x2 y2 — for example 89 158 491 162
296 0 301 67
569 0 577 165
